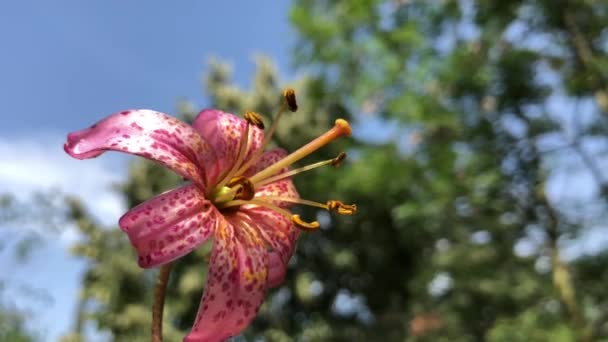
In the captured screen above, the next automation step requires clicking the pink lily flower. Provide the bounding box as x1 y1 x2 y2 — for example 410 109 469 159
64 90 355 342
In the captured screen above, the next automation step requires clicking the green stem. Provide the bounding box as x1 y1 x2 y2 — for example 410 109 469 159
152 263 173 342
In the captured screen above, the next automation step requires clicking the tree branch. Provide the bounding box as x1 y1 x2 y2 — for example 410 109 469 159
563 9 608 113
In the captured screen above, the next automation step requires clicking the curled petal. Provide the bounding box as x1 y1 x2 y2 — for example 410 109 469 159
192 109 264 186
64 109 216 189
119 184 218 267
235 208 297 290
185 219 268 342
248 149 300 208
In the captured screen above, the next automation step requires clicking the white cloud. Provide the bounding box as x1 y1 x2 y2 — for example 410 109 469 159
0 133 127 228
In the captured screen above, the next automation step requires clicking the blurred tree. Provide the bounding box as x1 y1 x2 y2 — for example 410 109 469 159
65 0 608 341
0 300 35 342
286 1 608 341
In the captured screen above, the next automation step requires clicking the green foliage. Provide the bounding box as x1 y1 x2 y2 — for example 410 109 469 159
287 0 608 340
66 0 608 341
0 311 35 342
0 288 36 342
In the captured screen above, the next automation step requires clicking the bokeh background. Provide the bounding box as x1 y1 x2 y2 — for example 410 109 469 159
1 1 608 341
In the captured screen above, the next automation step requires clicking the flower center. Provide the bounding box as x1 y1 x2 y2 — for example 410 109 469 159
210 89 356 230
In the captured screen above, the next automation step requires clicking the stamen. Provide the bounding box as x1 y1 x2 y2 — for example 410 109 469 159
327 200 357 215
226 176 255 201
254 196 357 216
218 196 326 231
256 152 347 187
213 113 254 192
244 111 265 129
292 215 320 231
283 88 298 112
331 152 347 167
233 89 295 176
218 199 293 222
254 196 329 210
249 119 352 185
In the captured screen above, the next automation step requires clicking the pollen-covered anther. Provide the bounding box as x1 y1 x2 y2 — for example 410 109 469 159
227 176 255 201
244 111 265 129
331 152 347 167
283 88 298 112
292 215 320 231
327 200 357 215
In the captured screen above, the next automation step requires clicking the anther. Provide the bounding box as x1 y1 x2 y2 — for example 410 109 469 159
227 176 255 201
283 88 298 112
244 111 265 129
292 215 320 231
331 152 347 167
327 200 357 215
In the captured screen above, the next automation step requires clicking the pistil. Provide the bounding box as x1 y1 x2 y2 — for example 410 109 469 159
249 119 352 185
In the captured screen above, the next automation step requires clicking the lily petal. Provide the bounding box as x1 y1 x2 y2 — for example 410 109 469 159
64 109 216 189
235 208 297 289
247 149 300 208
119 184 218 267
267 251 287 288
192 109 264 186
255 181 299 208
185 219 268 342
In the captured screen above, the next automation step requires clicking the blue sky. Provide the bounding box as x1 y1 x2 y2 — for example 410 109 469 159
0 1 293 135
0 1 294 340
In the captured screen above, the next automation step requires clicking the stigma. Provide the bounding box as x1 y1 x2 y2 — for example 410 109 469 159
211 89 356 230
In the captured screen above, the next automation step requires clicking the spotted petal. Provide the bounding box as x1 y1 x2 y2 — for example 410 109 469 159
247 149 300 208
240 208 298 288
64 109 216 189
185 219 268 342
118 184 218 267
192 109 264 187
267 252 287 288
